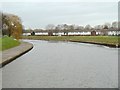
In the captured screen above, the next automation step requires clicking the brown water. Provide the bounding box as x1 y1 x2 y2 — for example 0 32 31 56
1 40 118 88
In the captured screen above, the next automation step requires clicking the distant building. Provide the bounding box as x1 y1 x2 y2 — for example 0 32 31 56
48 31 53 36
91 31 96 36
23 33 31 36
22 28 120 36
107 29 120 36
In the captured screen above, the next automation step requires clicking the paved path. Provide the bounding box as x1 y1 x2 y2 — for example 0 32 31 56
0 42 33 67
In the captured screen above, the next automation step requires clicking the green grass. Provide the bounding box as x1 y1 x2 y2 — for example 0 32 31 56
0 36 20 51
22 36 120 46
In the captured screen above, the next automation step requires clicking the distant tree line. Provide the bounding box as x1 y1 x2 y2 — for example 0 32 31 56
1 12 23 39
24 21 119 36
45 22 118 31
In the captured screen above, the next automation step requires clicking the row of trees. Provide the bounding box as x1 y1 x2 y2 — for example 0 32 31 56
45 22 118 31
1 12 23 39
24 21 119 36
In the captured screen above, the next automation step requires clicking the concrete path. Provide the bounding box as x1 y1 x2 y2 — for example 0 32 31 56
0 41 33 67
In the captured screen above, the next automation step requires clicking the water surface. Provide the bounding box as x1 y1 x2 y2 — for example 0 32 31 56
1 40 118 88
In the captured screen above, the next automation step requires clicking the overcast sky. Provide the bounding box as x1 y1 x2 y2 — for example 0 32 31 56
1 1 118 29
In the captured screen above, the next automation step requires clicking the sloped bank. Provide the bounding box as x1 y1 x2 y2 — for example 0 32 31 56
69 40 120 48
22 36 119 48
0 42 33 67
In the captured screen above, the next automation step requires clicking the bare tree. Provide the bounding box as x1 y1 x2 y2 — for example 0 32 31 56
54 25 60 35
94 25 103 30
63 24 69 35
112 21 118 29
46 24 55 36
103 23 111 29
77 26 84 30
46 24 55 30
85 24 91 30
68 25 75 31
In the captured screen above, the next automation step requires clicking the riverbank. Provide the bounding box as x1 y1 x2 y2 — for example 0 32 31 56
1 41 33 67
22 36 120 48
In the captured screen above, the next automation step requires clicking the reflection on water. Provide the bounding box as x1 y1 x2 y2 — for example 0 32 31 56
1 40 118 88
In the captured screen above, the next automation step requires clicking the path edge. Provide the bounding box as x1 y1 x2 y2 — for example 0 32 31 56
0 41 33 67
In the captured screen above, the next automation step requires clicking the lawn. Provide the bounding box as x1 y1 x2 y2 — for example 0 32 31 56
22 36 120 46
0 36 20 51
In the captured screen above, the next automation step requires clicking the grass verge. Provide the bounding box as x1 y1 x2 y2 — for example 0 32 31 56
0 36 20 51
22 36 120 47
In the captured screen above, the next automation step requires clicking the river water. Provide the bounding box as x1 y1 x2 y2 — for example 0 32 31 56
1 40 118 88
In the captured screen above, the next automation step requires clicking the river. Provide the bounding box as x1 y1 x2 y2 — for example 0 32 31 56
1 40 118 88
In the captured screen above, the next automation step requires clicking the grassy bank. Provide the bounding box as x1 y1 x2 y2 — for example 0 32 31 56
0 36 20 51
22 36 120 47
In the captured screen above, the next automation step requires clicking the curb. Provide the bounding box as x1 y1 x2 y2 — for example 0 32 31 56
0 42 33 67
